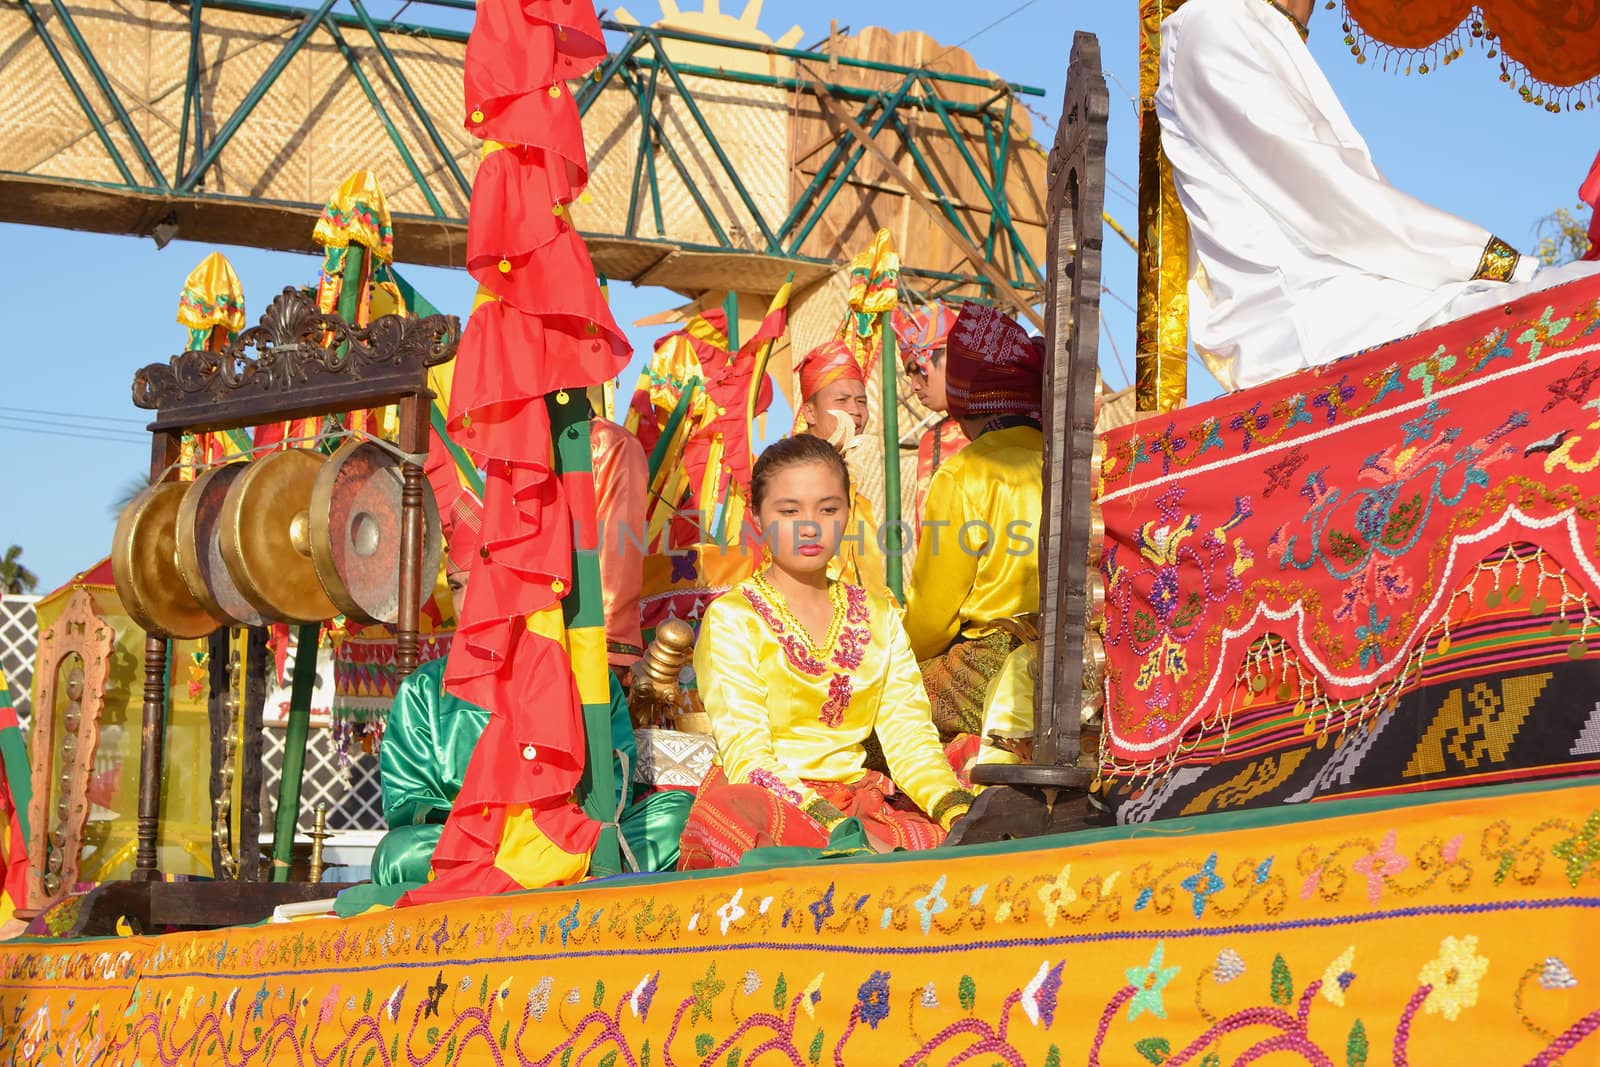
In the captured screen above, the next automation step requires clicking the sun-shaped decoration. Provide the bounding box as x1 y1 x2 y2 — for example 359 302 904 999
612 1 804 73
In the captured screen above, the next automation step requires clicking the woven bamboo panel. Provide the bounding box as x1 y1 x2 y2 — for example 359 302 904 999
0 0 475 258
1 3 1044 292
0 2 476 212
572 48 791 258
785 26 1048 296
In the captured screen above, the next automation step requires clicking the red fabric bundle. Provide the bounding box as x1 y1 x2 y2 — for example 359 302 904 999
404 0 630 906
1580 147 1600 262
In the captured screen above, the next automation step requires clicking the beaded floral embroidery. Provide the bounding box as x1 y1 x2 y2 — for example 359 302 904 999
744 577 872 727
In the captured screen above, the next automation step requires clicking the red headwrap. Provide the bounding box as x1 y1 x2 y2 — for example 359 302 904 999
892 301 958 374
796 339 865 402
944 304 1045 422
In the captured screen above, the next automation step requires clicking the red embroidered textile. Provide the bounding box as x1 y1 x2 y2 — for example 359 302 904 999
677 766 946 870
680 311 783 505
796 339 865 402
1096 274 1600 774
413 0 630 903
944 305 1044 420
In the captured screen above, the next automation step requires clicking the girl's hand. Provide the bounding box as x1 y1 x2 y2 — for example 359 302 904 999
866 828 898 854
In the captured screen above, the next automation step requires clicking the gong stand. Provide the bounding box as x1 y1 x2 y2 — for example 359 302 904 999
71 287 459 936
206 625 269 881
947 32 1109 846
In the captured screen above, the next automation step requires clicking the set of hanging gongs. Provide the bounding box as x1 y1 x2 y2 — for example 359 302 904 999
112 441 442 639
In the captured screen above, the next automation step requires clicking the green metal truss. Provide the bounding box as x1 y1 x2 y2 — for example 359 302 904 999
12 0 1047 299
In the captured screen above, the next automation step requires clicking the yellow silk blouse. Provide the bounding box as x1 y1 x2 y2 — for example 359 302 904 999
904 425 1044 662
694 575 971 830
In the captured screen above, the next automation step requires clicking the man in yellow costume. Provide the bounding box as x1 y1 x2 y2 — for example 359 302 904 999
904 305 1045 740
795 340 891 600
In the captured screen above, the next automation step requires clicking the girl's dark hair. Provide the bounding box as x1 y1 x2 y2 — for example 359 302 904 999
750 435 852 511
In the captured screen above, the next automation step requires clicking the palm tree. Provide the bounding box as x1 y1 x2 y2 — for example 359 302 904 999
110 473 153 517
0 546 37 595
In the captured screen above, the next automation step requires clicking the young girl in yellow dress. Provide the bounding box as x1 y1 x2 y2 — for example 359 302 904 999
677 435 974 869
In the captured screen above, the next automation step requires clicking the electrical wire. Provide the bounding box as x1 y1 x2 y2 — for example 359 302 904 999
1101 284 1138 317
0 420 148 446
1100 319 1134 391
926 0 1041 69
0 412 146 440
0 405 146 426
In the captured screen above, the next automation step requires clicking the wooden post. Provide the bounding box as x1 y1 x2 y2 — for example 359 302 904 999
237 625 269 880
134 431 182 881
395 392 427 678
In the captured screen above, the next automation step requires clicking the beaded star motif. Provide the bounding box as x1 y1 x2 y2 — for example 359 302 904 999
744 576 871 727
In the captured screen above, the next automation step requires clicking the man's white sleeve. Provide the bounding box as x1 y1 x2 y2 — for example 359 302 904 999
1168 12 1511 286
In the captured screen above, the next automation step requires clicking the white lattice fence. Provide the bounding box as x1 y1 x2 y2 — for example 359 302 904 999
0 595 38 724
260 725 385 833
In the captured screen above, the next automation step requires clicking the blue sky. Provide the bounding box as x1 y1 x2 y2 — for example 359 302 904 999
2 0 1593 591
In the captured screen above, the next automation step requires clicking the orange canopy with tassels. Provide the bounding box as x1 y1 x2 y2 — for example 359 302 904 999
1339 0 1600 110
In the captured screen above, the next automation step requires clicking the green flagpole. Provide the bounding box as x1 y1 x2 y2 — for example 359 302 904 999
881 316 905 601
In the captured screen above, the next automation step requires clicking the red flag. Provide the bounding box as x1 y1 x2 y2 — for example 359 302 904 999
1581 148 1600 262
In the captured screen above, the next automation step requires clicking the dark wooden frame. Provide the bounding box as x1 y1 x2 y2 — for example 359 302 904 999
72 288 458 934
207 624 270 881
949 32 1108 844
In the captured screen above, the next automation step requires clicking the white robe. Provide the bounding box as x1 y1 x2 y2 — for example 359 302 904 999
1157 0 1597 390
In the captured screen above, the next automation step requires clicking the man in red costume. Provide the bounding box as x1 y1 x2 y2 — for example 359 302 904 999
588 398 649 678
893 301 969 536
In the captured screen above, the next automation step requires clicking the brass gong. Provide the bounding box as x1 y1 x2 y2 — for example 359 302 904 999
310 439 442 625
175 462 266 627
218 449 339 624
111 482 223 639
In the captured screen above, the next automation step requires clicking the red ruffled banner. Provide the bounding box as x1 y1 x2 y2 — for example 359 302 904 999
406 0 631 904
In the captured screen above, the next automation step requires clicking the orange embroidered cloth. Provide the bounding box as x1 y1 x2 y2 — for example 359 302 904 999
2 776 1596 1064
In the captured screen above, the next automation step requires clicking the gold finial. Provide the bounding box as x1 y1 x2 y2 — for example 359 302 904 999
308 805 332 884
629 619 702 729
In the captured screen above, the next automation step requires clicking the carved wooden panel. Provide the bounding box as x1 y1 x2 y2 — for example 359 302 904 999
25 589 114 912
1035 32 1109 770
131 287 461 434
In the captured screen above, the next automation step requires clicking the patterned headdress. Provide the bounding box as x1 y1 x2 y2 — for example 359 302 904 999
944 304 1045 422
442 490 485 572
891 301 958 375
796 339 866 402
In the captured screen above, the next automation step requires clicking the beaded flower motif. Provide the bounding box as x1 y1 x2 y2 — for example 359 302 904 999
744 579 872 727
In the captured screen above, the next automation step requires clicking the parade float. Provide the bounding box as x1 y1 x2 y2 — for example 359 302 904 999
0 1 1598 1064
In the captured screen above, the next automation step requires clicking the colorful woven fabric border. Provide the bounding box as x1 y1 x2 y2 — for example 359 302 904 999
1098 275 1600 783
1107 551 1600 822
2 777 1597 1064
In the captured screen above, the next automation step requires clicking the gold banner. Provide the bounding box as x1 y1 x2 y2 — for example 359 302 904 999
1136 0 1190 413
